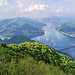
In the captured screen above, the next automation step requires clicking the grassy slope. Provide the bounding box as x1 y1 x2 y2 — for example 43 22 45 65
0 42 75 75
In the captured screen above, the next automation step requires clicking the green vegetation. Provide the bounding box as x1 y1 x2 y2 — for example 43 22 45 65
0 42 75 75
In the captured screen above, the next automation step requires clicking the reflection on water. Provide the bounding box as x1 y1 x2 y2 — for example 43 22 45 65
32 23 75 59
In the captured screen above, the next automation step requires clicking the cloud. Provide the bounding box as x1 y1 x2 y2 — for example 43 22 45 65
55 6 64 13
51 6 64 13
0 0 7 7
24 4 48 12
0 0 75 18
16 0 48 13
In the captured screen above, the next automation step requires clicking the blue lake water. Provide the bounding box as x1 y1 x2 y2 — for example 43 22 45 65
32 23 75 59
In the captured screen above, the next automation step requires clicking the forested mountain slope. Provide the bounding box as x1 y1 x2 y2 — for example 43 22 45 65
0 17 46 38
0 42 75 75
0 35 34 44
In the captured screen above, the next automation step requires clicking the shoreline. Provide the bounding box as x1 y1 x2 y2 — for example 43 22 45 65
60 31 75 38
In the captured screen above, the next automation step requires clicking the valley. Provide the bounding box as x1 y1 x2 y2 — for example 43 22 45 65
0 16 75 75
0 0 75 75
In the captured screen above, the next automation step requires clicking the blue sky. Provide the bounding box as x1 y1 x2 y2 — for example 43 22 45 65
0 0 75 19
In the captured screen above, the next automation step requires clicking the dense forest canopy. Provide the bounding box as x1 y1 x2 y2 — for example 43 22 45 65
0 42 75 75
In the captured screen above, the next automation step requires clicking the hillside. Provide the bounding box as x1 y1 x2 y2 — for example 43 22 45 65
0 35 34 44
56 22 75 37
0 42 75 75
0 17 46 38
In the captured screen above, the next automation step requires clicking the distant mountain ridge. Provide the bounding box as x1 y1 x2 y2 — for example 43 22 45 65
0 17 46 38
0 35 34 44
42 16 62 23
56 22 75 37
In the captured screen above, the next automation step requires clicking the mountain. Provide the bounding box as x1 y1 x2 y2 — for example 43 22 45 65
42 16 62 23
0 42 75 75
0 17 46 38
56 22 75 37
0 35 34 44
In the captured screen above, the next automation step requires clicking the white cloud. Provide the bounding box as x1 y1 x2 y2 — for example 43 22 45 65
0 0 75 18
24 4 48 12
55 6 64 13
0 0 7 7
51 6 64 13
16 0 48 13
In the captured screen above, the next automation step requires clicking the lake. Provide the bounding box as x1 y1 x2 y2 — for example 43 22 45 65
32 23 75 59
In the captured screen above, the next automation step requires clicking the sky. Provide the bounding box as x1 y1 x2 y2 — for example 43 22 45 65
0 0 75 19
